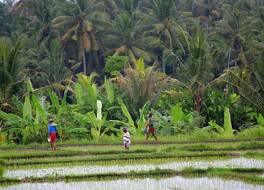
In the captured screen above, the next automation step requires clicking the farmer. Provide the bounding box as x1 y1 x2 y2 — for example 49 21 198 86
48 118 58 151
123 128 131 150
144 113 159 144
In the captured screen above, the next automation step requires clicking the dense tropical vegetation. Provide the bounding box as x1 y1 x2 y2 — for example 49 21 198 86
0 0 264 144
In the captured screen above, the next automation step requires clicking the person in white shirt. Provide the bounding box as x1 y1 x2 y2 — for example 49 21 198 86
123 128 131 150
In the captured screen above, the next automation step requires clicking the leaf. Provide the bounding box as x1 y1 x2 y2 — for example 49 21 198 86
104 78 115 104
257 114 264 128
208 120 224 134
171 104 184 125
118 98 135 128
23 95 32 122
31 95 47 123
223 107 233 136
48 91 60 113
135 58 145 72
25 78 34 93
137 101 150 130
74 83 85 106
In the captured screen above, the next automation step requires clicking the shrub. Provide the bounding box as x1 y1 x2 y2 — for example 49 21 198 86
104 55 128 76
237 127 264 139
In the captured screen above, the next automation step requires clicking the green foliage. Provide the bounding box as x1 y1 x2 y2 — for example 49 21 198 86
156 104 204 135
105 55 128 76
0 94 48 144
223 107 233 136
104 78 115 104
256 114 264 127
75 74 98 111
0 38 22 107
118 98 135 128
0 167 3 178
1 0 264 143
205 107 234 137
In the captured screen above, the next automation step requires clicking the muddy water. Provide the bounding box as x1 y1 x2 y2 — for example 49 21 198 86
1 176 264 190
5 157 264 179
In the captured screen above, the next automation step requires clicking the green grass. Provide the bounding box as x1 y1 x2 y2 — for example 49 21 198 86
1 167 264 187
4 151 237 169
244 151 264 160
2 140 260 161
1 135 263 150
7 155 234 170
175 142 264 152
182 167 264 185
0 167 4 178
0 148 155 160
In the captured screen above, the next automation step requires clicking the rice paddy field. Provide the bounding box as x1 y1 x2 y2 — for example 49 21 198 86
1 140 264 190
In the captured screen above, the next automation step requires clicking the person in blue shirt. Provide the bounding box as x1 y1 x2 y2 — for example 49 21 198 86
48 118 58 151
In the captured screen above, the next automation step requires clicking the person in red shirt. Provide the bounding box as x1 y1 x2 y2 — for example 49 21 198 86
144 113 159 144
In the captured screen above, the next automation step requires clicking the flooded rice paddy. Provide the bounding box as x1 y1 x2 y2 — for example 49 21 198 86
5 157 264 179
1 176 264 190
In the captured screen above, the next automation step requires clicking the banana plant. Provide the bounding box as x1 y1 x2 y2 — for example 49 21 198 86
205 107 234 137
118 98 150 135
256 114 264 128
0 93 47 144
72 111 119 141
155 103 203 135
74 73 98 111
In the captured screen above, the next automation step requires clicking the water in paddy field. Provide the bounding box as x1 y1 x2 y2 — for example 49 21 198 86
5 157 264 179
1 176 264 190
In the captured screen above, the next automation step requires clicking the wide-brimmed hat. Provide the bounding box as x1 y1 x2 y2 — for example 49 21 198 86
48 118 54 122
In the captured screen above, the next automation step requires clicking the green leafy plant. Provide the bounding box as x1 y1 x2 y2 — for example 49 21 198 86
104 55 128 76
256 114 264 128
205 107 234 137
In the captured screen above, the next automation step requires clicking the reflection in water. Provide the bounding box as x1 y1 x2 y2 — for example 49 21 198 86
5 158 264 179
1 176 263 190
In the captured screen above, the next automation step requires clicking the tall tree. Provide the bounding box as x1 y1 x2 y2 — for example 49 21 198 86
52 0 105 75
142 0 181 72
104 11 151 64
0 38 23 111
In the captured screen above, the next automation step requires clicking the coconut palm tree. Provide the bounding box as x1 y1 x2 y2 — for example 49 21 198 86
0 2 13 37
52 0 105 75
141 0 183 73
23 0 58 45
23 39 71 88
104 11 151 64
171 27 216 112
114 58 168 118
217 52 264 113
0 38 23 112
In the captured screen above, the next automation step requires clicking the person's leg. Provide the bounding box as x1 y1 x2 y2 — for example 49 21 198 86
51 142 54 151
53 141 56 151
152 133 159 143
145 133 149 143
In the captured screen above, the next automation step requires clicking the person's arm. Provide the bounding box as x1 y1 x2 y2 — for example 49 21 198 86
48 125 50 135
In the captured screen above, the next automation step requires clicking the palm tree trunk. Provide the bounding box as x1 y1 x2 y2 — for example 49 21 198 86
83 49 87 75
